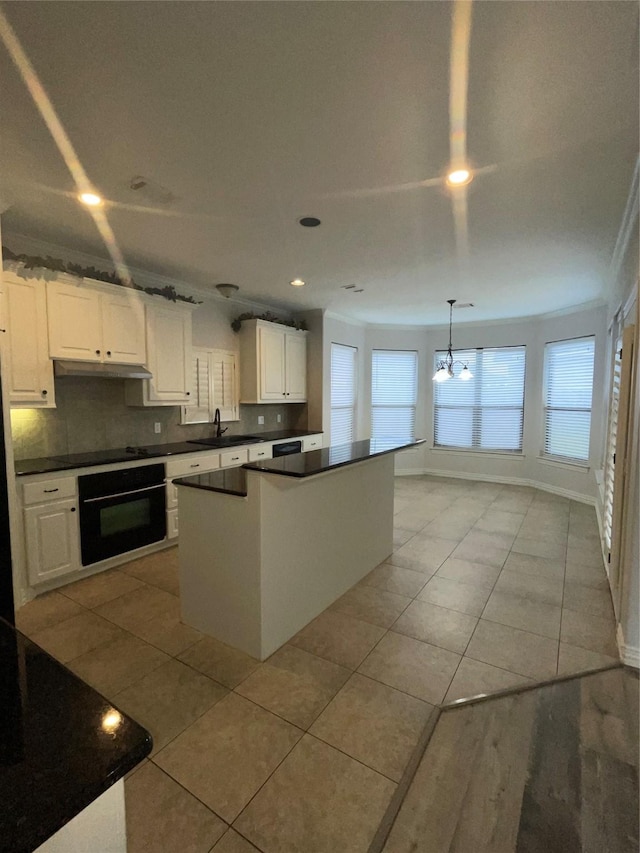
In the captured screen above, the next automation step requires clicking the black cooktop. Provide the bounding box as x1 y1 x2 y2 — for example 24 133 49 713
50 446 167 467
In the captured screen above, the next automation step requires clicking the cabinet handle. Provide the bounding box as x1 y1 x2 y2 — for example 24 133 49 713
41 390 48 396
0 328 5 333
231 456 239 461
190 464 200 468
43 488 59 493
70 507 76 512
96 349 101 355
186 392 190 396
106 351 112 356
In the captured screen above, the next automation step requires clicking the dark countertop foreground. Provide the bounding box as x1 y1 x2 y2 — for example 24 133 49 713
0 619 152 853
15 430 322 476
174 467 248 497
244 438 425 478
176 438 424 495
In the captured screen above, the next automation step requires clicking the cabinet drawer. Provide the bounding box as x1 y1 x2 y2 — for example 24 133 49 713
166 452 220 479
23 476 77 506
219 448 249 468
302 434 323 452
248 443 273 462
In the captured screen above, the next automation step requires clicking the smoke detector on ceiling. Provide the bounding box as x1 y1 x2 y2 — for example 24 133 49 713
129 176 177 205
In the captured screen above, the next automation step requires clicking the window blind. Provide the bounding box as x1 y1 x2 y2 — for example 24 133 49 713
371 350 418 450
330 343 357 445
543 337 595 462
182 349 211 424
433 346 526 452
603 337 622 550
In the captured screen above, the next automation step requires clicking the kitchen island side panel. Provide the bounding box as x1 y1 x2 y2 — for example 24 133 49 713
255 453 394 658
177 486 263 657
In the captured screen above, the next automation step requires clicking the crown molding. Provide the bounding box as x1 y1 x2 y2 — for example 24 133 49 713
2 231 291 316
609 155 639 288
324 310 367 327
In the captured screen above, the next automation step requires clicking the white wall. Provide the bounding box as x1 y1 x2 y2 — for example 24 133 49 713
362 304 607 500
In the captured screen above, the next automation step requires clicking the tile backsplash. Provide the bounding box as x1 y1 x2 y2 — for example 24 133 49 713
10 377 308 460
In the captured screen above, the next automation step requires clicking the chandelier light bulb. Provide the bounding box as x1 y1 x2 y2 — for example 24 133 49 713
79 191 102 207
446 168 473 188
459 365 473 380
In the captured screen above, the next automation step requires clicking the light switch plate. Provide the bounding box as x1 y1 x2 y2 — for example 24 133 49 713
258 415 265 425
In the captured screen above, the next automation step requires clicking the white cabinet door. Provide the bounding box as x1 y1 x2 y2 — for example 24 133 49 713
47 280 103 361
0 275 55 407
259 325 286 400
24 499 80 585
100 290 147 364
146 304 192 402
285 333 307 401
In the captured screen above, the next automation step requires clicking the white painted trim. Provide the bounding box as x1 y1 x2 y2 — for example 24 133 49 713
609 156 639 290
324 310 367 327
395 467 596 505
617 622 640 669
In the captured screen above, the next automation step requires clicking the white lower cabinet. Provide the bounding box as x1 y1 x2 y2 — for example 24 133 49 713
302 434 323 451
166 508 179 539
219 448 249 468
24 498 80 586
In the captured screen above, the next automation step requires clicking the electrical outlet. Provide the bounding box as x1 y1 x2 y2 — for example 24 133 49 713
276 414 282 423
258 415 265 425
154 422 161 434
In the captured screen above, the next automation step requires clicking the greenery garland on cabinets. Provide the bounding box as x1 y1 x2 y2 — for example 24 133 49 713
231 312 308 333
2 246 201 305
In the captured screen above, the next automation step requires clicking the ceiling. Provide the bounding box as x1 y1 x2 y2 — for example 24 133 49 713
0 1 637 326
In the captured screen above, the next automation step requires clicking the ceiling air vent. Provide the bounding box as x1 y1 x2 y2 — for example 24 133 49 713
129 176 177 205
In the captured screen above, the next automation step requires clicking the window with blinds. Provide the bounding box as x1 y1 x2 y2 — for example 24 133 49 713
371 350 418 450
330 343 357 445
433 346 526 452
543 336 595 462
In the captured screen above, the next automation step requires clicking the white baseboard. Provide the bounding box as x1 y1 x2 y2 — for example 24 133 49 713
396 467 595 505
617 623 640 668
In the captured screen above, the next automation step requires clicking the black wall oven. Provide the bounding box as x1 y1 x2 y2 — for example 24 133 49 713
78 463 166 566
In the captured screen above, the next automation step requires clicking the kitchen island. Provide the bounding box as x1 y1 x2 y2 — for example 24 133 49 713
175 439 423 660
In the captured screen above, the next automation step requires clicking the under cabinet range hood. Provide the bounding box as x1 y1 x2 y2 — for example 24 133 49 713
53 360 153 380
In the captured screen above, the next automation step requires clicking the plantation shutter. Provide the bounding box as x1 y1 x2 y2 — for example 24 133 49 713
433 347 525 451
603 336 623 550
330 343 357 445
543 337 595 462
211 350 238 421
182 348 211 424
371 350 418 449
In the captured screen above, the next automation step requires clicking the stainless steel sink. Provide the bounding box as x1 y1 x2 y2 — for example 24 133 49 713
187 436 264 448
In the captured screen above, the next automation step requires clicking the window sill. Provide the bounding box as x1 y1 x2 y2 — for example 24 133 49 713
537 455 590 471
429 447 525 460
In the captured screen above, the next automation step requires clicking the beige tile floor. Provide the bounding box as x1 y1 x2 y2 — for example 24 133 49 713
16 476 619 853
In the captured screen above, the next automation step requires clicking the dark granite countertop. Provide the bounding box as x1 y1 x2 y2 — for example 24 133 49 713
0 619 152 853
174 467 248 497
175 438 424 494
244 438 425 478
15 430 323 476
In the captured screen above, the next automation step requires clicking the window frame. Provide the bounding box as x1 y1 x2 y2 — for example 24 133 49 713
432 344 527 454
542 335 595 466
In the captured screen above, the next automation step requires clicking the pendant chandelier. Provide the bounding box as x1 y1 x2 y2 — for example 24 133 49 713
432 299 473 383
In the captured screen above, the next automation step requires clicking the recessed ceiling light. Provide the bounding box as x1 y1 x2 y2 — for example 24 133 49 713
298 217 321 228
446 168 473 188
290 279 306 287
79 191 103 206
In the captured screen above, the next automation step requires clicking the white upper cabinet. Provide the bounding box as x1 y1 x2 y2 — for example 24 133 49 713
100 288 147 364
47 277 147 364
239 319 307 404
0 271 55 407
126 300 194 406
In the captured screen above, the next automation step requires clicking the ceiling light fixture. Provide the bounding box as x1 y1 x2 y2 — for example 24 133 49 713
433 299 473 382
290 279 306 287
78 191 102 207
446 168 473 188
215 283 239 298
